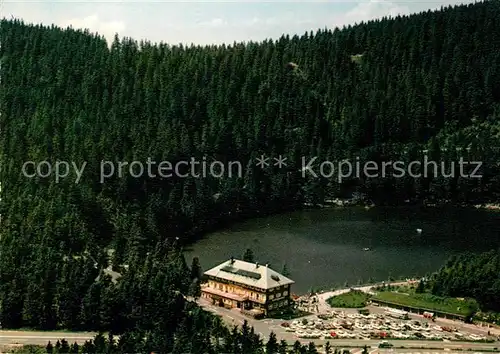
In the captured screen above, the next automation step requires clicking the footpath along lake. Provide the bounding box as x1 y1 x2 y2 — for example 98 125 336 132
184 207 500 294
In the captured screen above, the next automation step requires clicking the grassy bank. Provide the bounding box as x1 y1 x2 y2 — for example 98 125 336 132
327 290 371 308
372 291 479 316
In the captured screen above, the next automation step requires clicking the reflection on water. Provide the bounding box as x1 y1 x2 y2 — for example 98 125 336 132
184 207 500 294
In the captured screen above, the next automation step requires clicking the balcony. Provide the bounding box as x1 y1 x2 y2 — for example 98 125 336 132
201 285 249 302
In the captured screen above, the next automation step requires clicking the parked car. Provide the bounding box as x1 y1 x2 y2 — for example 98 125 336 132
378 341 393 348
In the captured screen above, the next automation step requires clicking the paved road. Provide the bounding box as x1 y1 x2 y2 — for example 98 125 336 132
326 349 497 354
0 330 96 346
200 300 500 351
370 350 497 354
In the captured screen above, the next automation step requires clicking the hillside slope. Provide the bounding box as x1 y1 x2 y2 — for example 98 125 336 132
0 1 500 349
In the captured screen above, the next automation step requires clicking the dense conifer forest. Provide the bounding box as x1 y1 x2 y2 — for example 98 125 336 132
429 250 500 313
1 0 500 352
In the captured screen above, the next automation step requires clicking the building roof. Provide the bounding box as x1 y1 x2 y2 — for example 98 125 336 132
204 258 294 290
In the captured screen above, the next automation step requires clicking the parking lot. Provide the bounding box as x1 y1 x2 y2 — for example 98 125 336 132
199 298 500 352
282 308 497 342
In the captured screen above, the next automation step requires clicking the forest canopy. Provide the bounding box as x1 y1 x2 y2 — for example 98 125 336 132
1 0 500 352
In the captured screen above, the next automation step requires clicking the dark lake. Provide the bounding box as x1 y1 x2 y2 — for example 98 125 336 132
184 207 500 294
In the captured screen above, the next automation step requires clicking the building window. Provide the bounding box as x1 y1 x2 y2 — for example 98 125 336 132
256 294 259 299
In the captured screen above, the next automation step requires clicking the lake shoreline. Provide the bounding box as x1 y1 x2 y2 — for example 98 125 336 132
307 198 500 211
183 200 500 249
185 204 500 294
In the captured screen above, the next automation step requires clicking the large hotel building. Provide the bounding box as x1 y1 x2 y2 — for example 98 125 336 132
201 257 294 318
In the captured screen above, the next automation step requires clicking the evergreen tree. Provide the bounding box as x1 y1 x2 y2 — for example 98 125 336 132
81 340 95 354
306 342 318 354
266 332 279 354
416 280 425 293
324 341 332 354
190 257 202 281
278 340 288 354
2 1 500 349
291 340 303 354
282 263 291 277
69 342 79 354
243 249 255 263
59 339 70 354
189 278 202 299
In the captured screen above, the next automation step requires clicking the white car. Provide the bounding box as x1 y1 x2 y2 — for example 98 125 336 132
469 334 483 341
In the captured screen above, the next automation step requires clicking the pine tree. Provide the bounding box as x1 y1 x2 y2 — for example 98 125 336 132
59 339 70 353
69 342 79 354
2 2 500 349
266 332 279 354
291 340 303 354
243 248 255 263
278 340 288 354
46 341 54 354
306 342 318 354
416 280 425 293
282 263 291 277
190 257 202 281
189 278 202 299
324 341 332 354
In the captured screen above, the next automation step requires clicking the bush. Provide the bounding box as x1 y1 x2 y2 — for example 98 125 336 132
327 290 371 308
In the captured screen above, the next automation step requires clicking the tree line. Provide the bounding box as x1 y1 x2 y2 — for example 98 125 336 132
427 249 500 313
18 333 370 354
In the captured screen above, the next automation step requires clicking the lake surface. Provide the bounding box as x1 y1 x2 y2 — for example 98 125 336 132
184 207 500 294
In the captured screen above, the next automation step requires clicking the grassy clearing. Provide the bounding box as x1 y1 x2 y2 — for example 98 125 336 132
372 291 479 316
327 290 371 308
350 54 363 64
